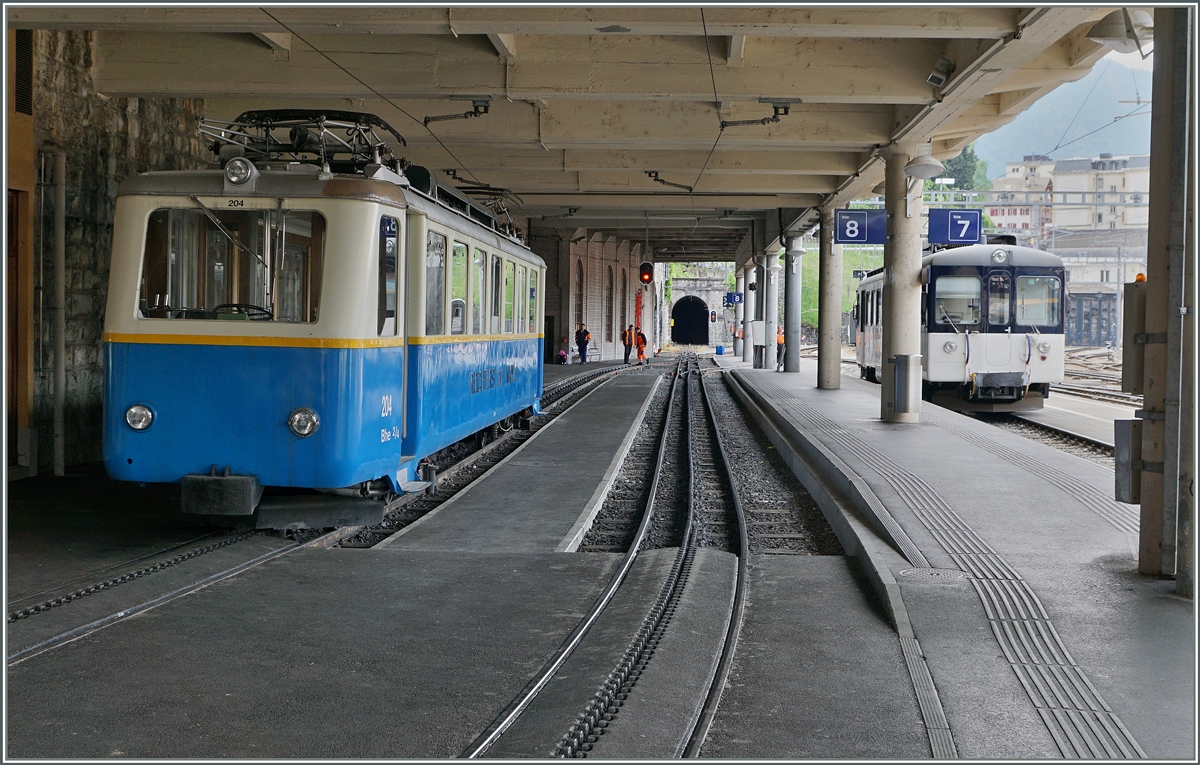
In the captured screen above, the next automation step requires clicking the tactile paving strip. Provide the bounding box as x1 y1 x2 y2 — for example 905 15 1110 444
752 379 1146 759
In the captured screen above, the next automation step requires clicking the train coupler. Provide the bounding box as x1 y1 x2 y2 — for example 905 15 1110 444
181 466 262 516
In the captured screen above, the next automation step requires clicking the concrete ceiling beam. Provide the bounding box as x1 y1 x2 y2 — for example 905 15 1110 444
504 193 822 212
92 32 944 104
9 6 1020 38
447 170 840 194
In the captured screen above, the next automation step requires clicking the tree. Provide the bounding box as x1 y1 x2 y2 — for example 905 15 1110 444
926 142 989 191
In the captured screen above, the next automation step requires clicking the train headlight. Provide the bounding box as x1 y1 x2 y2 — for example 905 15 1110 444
1036 340 1052 354
225 158 254 185
991 249 1008 264
942 340 958 353
125 404 154 431
288 407 320 437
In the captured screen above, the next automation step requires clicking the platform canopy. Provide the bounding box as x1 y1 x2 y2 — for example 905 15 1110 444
10 5 1118 262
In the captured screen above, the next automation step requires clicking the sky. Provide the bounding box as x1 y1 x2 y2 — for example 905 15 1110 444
1104 48 1154 71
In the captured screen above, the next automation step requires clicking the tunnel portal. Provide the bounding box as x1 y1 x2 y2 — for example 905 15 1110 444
671 296 710 346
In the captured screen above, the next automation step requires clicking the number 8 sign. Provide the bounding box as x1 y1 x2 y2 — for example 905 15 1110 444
834 209 887 244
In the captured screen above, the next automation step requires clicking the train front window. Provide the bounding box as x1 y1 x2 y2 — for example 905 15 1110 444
425 230 447 335
987 272 1011 325
1016 276 1061 327
450 241 467 335
933 276 980 327
139 207 325 322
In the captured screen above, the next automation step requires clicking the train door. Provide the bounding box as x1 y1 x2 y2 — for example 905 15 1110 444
379 214 407 440
984 271 1012 366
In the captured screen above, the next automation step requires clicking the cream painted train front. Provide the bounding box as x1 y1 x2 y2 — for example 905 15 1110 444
855 244 1065 412
102 111 544 527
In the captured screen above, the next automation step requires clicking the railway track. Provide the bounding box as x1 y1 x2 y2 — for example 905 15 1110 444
462 353 753 758
1052 382 1141 407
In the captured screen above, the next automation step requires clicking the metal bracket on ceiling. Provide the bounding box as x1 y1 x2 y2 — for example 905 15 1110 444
424 96 492 126
720 98 798 130
645 171 693 192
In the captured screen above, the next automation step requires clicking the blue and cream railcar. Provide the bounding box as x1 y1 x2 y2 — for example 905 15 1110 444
856 244 1065 411
102 111 544 523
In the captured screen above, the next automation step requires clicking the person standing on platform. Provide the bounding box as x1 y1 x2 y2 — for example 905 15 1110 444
635 327 648 365
622 324 635 364
776 325 785 365
575 324 591 364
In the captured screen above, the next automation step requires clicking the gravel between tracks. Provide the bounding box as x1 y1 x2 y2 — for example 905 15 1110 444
704 370 843 556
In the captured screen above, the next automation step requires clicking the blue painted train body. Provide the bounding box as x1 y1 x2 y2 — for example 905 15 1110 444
100 110 546 522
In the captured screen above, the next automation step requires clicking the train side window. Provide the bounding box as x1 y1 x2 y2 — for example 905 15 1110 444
516 265 527 334
933 276 981 326
472 248 485 334
987 272 1011 326
425 230 447 335
528 271 538 334
1016 276 1061 327
504 260 516 333
378 216 398 335
490 255 502 333
450 241 467 335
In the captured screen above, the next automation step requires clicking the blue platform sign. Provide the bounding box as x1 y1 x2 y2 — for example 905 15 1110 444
928 208 982 244
725 292 743 305
834 209 887 244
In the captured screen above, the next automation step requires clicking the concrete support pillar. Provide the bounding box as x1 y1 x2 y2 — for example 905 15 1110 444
783 237 803 373
881 148 924 423
733 271 745 356
741 266 756 363
1138 7 1194 586
753 254 768 367
818 210 843 388
765 256 782 370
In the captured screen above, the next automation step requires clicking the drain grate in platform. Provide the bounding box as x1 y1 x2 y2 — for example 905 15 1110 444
898 568 970 581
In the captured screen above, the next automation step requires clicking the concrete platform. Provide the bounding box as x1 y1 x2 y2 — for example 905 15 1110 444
381 374 659 553
542 360 629 387
728 360 1194 759
6 373 663 758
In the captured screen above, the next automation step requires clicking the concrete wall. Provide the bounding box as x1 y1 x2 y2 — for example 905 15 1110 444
667 275 735 347
29 30 208 469
533 225 650 363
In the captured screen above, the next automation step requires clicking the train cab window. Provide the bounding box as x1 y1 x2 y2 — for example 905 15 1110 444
471 248 485 334
425 230 447 335
378 216 398 335
987 272 1011 326
516 266 527 334
490 255 502 333
528 271 538 334
504 260 516 333
139 207 324 323
1016 276 1061 327
933 276 981 327
450 241 467 335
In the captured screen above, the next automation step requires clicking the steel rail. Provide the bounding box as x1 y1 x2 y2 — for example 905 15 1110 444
682 367 751 757
461 355 687 758
6 530 340 666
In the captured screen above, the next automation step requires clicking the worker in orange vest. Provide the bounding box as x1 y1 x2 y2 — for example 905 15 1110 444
635 327 648 365
622 324 635 364
776 325 785 365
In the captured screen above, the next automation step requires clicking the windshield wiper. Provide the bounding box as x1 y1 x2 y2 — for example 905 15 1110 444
938 305 962 334
189 196 267 269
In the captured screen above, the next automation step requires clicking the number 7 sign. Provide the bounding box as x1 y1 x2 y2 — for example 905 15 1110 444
928 208 982 244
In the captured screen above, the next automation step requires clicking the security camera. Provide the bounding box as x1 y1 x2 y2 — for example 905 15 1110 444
926 57 955 88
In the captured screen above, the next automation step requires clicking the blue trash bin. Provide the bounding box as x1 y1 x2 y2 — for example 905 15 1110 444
716 345 725 355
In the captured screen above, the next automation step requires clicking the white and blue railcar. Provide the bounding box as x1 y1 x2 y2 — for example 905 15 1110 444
855 243 1065 412
102 111 544 525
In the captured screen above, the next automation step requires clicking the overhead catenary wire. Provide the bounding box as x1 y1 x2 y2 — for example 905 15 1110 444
693 7 726 193
259 8 482 186
1051 59 1112 154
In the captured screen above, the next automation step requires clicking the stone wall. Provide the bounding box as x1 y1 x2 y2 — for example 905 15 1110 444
31 30 207 468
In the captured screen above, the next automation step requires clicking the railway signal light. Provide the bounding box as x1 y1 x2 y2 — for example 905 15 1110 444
638 262 654 284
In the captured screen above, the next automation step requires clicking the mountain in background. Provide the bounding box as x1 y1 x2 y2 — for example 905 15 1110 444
974 57 1152 180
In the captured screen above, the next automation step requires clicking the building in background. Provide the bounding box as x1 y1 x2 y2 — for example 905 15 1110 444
1052 153 1150 230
